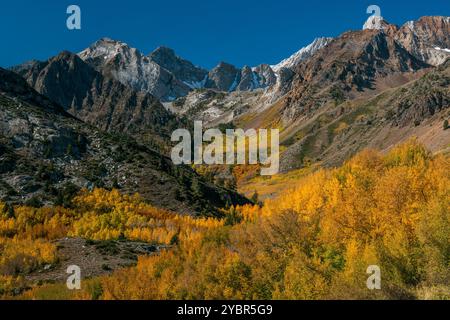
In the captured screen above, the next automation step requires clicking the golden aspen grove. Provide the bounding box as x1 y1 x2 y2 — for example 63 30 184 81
0 139 448 300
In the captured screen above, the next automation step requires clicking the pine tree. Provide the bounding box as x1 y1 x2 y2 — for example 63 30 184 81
251 190 259 204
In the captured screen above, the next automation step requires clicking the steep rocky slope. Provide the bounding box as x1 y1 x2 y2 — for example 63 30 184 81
12 51 182 150
0 67 249 215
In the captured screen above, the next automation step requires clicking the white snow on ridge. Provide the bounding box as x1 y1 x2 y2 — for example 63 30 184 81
78 38 128 62
363 15 385 30
435 47 450 53
77 37 188 101
271 37 333 72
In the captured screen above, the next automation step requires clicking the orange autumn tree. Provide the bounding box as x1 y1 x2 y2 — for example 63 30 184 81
93 139 449 300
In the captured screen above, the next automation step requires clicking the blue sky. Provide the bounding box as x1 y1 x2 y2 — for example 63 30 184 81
0 0 448 69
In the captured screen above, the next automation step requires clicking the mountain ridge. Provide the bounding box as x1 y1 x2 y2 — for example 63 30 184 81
0 67 249 214
7 14 450 185
13 51 179 148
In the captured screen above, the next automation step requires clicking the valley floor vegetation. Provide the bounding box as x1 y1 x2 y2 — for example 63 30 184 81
0 139 448 300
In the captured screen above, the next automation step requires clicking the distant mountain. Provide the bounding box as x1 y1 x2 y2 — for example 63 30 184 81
148 46 209 89
362 15 394 32
0 67 249 214
13 15 448 106
13 51 178 145
7 14 450 181
278 59 450 171
261 19 449 171
205 62 240 91
76 38 282 101
168 16 449 131
202 38 334 93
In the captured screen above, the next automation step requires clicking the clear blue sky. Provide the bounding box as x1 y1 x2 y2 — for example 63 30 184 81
0 0 448 69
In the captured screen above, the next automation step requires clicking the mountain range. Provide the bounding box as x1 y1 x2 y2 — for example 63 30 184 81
2 14 450 208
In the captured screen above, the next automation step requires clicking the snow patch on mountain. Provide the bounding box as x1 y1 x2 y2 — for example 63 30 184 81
404 20 416 31
78 38 127 61
395 17 450 66
184 75 208 89
271 37 333 72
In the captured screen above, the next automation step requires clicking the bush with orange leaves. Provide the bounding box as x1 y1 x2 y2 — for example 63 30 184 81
95 139 449 300
3 139 449 300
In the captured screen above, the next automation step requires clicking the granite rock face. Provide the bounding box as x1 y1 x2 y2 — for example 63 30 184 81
13 51 176 137
78 38 191 101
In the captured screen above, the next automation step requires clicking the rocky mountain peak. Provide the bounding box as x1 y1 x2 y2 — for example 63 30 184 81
253 64 277 87
13 50 177 137
0 67 67 116
395 16 450 66
236 66 256 91
364 15 388 30
281 28 431 122
272 37 333 72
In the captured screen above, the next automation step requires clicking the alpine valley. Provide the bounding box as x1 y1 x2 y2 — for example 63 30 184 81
0 13 449 300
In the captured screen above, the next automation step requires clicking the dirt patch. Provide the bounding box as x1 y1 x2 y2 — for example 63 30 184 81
26 238 168 284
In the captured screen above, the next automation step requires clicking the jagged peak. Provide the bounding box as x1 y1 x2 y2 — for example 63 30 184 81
272 37 333 72
78 37 132 62
149 46 208 72
148 46 192 67
364 15 384 30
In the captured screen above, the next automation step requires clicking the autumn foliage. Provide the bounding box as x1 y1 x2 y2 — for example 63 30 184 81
1 140 449 299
